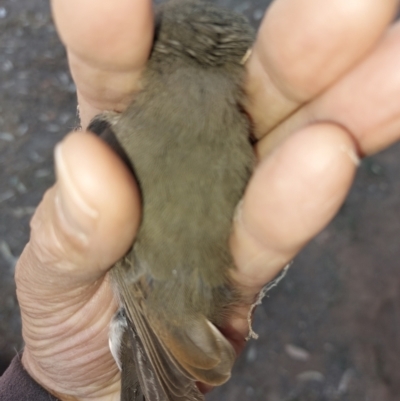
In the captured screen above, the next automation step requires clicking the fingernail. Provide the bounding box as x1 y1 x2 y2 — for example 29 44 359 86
54 143 99 245
233 199 244 223
340 144 360 166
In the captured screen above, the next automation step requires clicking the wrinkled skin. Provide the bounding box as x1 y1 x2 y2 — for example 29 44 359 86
16 0 400 400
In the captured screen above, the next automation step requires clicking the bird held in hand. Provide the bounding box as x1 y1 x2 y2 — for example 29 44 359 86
89 1 255 399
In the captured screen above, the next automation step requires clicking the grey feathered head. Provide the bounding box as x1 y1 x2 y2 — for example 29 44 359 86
153 0 254 66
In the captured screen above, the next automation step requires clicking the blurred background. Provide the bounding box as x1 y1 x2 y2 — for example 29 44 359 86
1 0 400 400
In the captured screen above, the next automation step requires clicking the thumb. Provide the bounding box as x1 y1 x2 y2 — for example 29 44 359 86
17 131 140 292
15 131 140 399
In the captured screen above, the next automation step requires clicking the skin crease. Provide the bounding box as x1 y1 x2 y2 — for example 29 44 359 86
14 0 400 400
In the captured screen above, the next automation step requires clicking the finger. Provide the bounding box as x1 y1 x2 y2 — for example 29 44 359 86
17 132 139 397
246 0 398 137
229 124 357 336
258 21 400 158
17 131 140 296
51 0 154 128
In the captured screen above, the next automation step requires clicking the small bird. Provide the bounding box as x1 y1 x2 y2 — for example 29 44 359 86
88 1 255 399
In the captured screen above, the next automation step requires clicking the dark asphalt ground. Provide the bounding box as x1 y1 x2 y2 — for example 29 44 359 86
1 1 400 400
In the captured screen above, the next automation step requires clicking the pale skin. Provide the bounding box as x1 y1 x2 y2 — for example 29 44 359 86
15 0 400 400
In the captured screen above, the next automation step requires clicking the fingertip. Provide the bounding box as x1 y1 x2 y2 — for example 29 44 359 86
56 131 141 270
51 0 153 71
231 123 357 289
256 0 396 100
51 0 154 127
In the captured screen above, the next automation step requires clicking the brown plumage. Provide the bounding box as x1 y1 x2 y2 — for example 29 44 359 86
89 1 255 399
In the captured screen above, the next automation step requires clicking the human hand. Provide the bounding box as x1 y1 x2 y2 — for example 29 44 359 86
18 3 151 400
17 0 400 400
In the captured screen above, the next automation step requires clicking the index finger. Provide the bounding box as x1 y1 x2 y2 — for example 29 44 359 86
51 0 154 128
